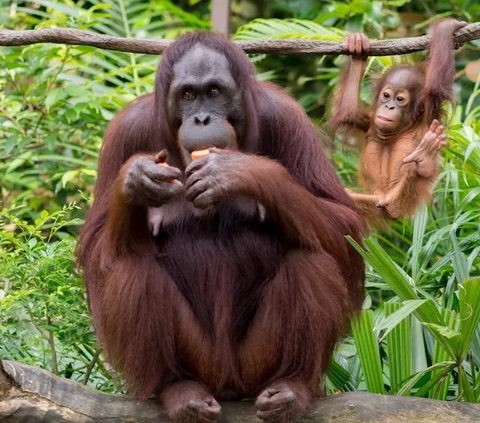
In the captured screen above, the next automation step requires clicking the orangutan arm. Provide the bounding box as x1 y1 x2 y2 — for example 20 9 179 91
184 150 365 258
328 33 371 137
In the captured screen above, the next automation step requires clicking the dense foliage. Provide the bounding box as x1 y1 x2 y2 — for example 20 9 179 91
1 0 479 401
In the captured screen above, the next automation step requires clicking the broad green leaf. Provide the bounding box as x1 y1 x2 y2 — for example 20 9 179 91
378 300 427 342
327 359 355 392
385 302 411 393
414 363 455 398
429 309 458 400
61 170 79 188
351 310 384 394
424 323 462 360
411 317 428 374
348 237 417 300
410 204 428 281
347 237 443 326
5 136 17 154
459 278 480 355
45 88 63 110
459 364 476 402
450 231 469 285
396 362 455 396
233 18 345 41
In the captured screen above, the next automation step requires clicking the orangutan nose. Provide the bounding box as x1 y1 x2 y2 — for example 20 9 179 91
194 114 211 126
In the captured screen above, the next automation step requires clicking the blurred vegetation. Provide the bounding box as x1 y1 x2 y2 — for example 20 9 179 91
0 0 479 402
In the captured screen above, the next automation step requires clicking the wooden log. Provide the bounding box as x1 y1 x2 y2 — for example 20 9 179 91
1 360 479 422
0 23 479 56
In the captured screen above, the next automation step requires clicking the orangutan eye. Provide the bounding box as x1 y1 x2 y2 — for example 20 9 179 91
183 90 195 100
383 92 390 99
208 86 220 97
396 96 404 102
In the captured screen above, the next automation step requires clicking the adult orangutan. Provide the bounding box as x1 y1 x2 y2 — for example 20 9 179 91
329 19 466 225
77 32 365 423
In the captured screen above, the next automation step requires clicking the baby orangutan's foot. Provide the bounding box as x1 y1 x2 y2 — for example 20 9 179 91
160 380 221 423
376 195 401 220
255 380 311 422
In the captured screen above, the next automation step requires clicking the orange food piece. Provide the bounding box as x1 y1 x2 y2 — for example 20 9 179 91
157 161 174 183
191 149 210 161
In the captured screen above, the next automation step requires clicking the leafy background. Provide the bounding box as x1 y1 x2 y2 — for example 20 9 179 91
0 0 479 401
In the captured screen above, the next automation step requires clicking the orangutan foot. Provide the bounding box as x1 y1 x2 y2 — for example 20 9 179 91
255 380 311 422
160 380 221 423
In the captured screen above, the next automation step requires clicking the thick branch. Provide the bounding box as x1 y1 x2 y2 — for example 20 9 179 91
1 360 480 422
0 24 479 56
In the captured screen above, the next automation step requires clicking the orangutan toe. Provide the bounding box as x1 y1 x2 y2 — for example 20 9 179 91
171 396 221 423
256 383 307 422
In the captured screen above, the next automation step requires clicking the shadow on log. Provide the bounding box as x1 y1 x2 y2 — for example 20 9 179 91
1 360 479 422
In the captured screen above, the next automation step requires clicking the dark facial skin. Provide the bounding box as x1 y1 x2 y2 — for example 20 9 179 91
374 68 416 135
123 45 248 209
168 45 245 164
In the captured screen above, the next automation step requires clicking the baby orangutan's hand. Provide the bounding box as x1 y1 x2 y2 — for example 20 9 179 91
403 120 447 178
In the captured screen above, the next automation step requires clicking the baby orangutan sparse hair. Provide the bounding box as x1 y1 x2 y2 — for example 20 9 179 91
329 19 466 226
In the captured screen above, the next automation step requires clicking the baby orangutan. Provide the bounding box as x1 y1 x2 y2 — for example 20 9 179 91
329 19 466 225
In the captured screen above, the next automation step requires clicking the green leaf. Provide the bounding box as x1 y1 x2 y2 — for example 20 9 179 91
410 204 428 281
378 299 427 342
459 278 480 355
347 237 443 326
45 88 63 110
348 237 417 300
385 302 411 393
233 18 345 41
351 310 384 394
424 323 462 360
349 0 369 14
429 309 458 400
314 3 350 23
396 362 455 396
411 317 428 374
5 136 17 154
414 365 452 398
61 170 79 188
459 364 476 402
326 359 355 392
65 108 78 122
450 231 469 285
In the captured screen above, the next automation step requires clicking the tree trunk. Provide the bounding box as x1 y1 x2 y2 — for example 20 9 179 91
1 360 479 422
211 0 231 36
